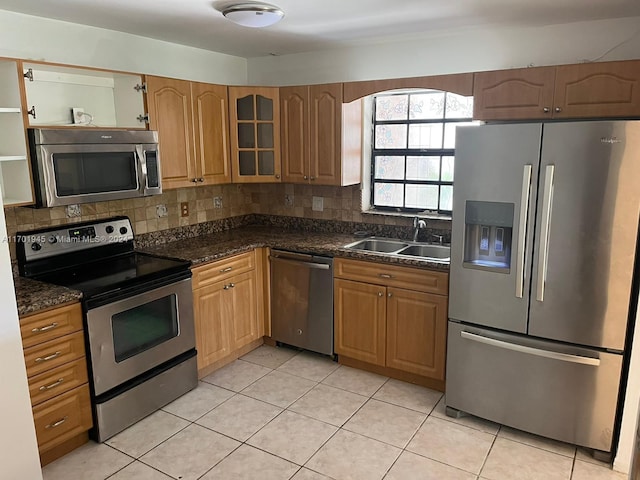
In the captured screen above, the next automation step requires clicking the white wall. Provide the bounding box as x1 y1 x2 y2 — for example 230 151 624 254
0 200 42 479
0 9 248 85
248 16 640 85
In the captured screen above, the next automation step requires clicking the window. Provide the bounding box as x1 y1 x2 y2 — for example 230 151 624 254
371 90 475 214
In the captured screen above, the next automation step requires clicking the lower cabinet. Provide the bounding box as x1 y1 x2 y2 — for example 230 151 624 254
334 258 449 387
19 303 93 465
192 250 264 376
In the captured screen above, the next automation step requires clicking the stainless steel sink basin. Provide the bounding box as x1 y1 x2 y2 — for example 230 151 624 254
343 239 408 253
397 244 450 259
343 237 450 262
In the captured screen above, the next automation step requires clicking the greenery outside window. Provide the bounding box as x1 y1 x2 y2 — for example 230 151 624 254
371 90 475 214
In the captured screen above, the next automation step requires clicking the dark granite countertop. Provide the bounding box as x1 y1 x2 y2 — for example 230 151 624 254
13 225 449 317
14 276 82 317
138 226 451 272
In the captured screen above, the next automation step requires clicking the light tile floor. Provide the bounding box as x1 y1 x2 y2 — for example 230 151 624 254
42 345 627 480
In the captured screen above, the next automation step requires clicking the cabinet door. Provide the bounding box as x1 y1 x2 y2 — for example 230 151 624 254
146 76 196 189
229 86 281 183
309 83 342 185
191 82 231 184
553 61 640 118
280 86 309 183
473 67 556 120
193 281 232 370
334 278 386 366
229 270 260 349
386 288 448 380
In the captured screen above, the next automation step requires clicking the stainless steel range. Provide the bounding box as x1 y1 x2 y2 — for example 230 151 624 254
17 217 197 441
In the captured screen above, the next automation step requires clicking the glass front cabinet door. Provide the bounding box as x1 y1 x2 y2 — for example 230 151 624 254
229 87 281 183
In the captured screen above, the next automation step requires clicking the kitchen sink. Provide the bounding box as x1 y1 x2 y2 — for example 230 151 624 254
397 244 450 259
344 237 450 262
343 239 408 253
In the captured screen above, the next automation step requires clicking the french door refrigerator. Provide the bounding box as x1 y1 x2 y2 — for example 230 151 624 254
446 121 640 455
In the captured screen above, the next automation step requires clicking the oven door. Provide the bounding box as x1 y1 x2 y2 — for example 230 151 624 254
34 143 145 207
86 277 195 396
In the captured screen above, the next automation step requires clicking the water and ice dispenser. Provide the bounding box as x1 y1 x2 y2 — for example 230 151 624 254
463 201 514 273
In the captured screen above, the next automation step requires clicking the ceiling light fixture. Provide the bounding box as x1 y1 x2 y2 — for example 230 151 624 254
222 2 284 28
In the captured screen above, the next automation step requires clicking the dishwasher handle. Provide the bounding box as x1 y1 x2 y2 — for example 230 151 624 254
269 255 331 270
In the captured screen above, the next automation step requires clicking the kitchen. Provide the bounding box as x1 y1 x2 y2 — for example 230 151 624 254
1 2 640 480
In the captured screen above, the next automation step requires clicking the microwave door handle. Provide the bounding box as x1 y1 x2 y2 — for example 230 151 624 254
136 145 149 194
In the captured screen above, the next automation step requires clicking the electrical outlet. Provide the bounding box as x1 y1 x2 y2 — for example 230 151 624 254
284 194 294 207
180 202 189 217
156 204 168 218
213 196 223 209
312 196 324 212
71 107 85 124
65 204 81 218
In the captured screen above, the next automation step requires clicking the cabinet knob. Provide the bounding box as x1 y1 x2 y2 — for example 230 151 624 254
229 283 235 288
554 107 562 113
303 175 308 180
388 292 393 297
310 176 316 181
296 329 303 335
275 174 281 179
378 292 384 297
199 178 204 182
191 178 198 183
542 107 550 113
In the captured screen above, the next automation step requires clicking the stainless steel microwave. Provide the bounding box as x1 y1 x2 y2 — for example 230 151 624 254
28 128 162 208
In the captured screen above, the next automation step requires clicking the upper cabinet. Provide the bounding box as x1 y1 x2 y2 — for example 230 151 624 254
22 61 146 128
229 87 281 183
474 60 640 120
280 83 362 186
0 59 33 206
146 76 230 189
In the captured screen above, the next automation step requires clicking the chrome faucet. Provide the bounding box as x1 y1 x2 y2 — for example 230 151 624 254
412 217 427 242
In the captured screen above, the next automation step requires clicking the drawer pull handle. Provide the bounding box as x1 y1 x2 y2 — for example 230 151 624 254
45 416 68 429
31 323 59 333
379 274 393 279
35 351 61 363
220 267 233 273
39 378 65 391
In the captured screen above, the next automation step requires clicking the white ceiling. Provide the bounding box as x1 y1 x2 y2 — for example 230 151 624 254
1 0 640 58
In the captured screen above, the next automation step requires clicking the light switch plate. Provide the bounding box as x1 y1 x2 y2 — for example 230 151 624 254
156 204 168 218
284 194 294 207
65 204 81 218
214 196 223 209
312 196 323 212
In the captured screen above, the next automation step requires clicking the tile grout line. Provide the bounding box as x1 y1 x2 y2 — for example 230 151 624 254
476 428 499 478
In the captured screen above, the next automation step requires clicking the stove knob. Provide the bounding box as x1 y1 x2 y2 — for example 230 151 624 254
119 226 128 235
48 235 57 244
105 225 114 234
31 242 42 251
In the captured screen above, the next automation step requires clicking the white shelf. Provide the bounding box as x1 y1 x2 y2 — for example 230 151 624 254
0 155 27 162
0 107 20 113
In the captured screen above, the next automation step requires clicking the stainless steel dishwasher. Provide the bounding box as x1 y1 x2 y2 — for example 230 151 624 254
270 249 334 356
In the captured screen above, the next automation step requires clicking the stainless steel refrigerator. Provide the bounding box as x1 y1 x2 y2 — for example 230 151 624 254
446 121 640 455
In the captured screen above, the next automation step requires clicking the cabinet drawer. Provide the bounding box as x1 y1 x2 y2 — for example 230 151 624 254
33 384 92 453
28 358 89 407
192 251 255 289
24 331 86 378
20 303 83 348
334 258 449 295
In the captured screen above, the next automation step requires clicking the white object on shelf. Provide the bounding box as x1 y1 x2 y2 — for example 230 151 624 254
0 155 27 162
0 107 20 113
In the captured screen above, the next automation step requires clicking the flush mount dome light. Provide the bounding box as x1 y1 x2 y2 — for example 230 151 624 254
222 2 284 28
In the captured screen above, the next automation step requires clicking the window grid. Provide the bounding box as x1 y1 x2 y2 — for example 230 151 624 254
371 91 472 214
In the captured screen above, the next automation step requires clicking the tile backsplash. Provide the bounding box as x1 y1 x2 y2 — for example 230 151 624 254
4 183 451 259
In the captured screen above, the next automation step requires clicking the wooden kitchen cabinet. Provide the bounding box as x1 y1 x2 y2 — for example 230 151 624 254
19 302 92 466
474 60 640 120
386 287 447 379
334 258 449 389
147 76 230 189
280 83 361 186
334 278 386 366
229 86 281 183
192 250 263 377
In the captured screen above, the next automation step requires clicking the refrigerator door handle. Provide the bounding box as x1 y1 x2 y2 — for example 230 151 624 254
536 165 555 302
515 165 532 298
460 331 601 366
